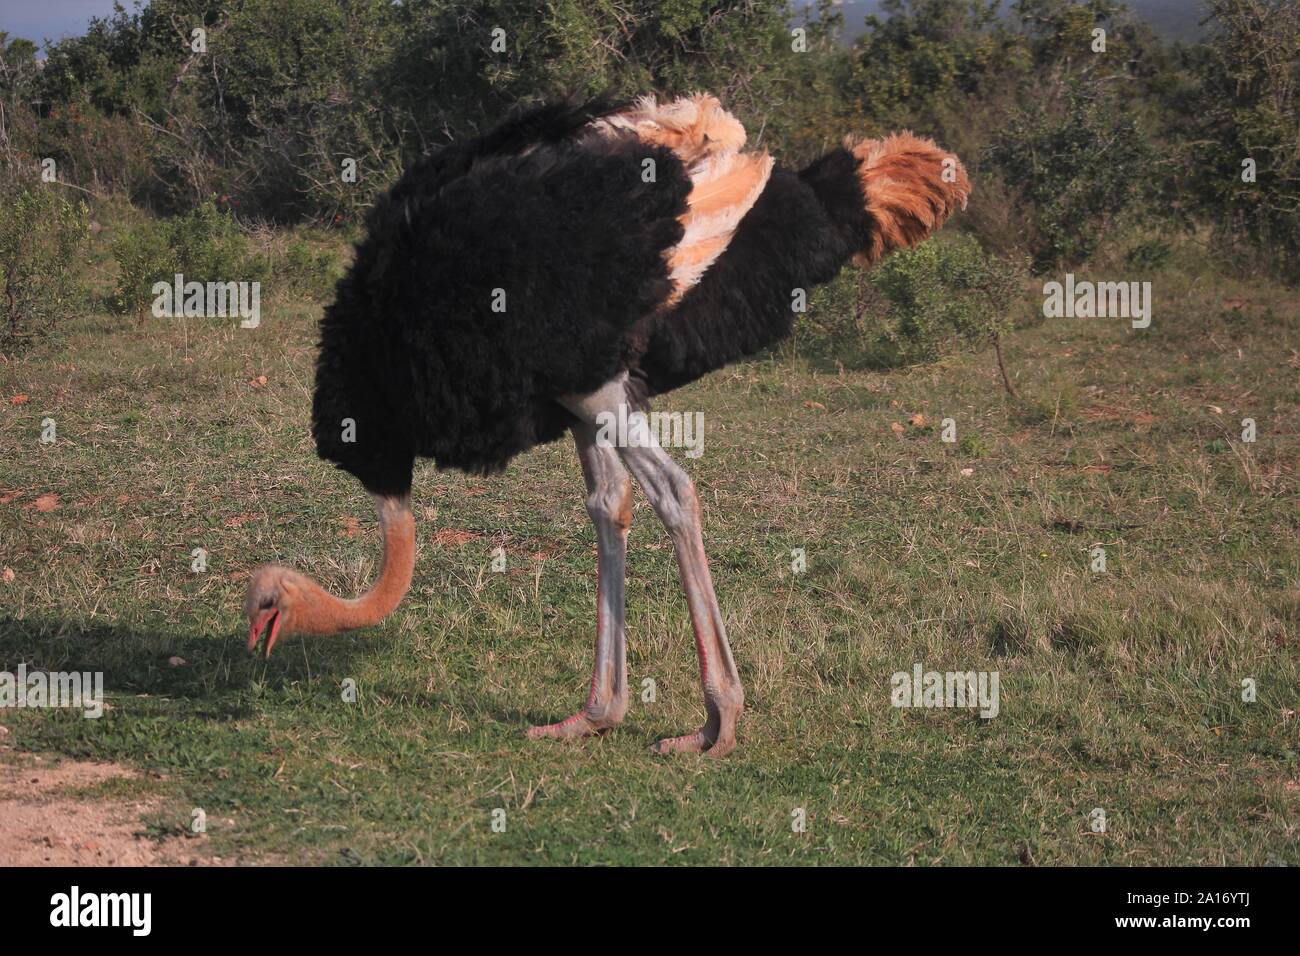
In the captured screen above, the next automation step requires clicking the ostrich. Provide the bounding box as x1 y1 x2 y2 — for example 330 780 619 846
245 94 970 756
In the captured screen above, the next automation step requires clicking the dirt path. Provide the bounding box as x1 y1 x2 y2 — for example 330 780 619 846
0 740 211 866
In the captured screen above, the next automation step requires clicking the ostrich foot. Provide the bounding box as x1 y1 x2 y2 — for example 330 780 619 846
651 699 739 757
525 710 620 740
652 730 735 757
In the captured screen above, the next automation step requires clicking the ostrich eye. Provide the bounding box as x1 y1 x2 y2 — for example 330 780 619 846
259 597 275 609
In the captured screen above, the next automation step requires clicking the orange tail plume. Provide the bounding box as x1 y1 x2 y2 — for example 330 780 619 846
846 132 971 265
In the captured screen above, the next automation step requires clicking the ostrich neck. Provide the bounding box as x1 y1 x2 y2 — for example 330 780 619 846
298 494 415 633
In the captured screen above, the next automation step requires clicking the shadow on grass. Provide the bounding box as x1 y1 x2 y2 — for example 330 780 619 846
0 614 374 704
0 615 570 735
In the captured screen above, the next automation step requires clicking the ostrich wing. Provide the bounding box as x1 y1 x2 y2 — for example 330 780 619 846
313 131 694 480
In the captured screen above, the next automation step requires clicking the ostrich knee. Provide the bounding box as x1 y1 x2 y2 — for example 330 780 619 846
585 474 633 536
636 456 700 540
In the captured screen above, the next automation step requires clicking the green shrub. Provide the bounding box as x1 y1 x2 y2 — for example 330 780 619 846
273 235 344 299
110 199 262 319
869 234 1024 377
796 270 890 368
0 185 88 345
1124 237 1173 272
110 220 173 319
1188 0 1300 282
985 84 1150 273
170 200 261 283
797 234 1027 395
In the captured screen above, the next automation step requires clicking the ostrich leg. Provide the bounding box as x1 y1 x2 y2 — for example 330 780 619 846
526 421 632 739
563 378 744 757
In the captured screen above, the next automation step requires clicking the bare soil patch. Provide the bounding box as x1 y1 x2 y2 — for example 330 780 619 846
0 744 209 866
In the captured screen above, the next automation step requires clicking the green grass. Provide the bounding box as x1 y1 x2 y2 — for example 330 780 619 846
1 233 1297 865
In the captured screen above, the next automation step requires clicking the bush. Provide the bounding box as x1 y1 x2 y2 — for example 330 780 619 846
1188 0 1300 282
110 221 172 319
985 84 1150 273
799 234 1027 395
169 200 260 283
34 99 156 201
794 270 887 368
0 185 88 345
869 234 1024 376
110 199 262 319
273 234 344 299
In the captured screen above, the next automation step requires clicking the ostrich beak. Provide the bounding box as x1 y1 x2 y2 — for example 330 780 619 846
248 608 283 658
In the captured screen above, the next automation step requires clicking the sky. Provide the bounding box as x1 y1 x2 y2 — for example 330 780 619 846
0 0 1207 54
0 0 129 50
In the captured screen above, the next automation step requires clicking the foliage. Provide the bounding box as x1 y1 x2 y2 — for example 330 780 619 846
799 233 1025 392
847 0 1028 128
10 0 846 221
984 84 1150 273
1187 0 1300 281
110 198 261 317
168 199 259 281
869 233 1024 366
0 185 88 344
272 234 345 299
0 0 1295 289
109 219 172 319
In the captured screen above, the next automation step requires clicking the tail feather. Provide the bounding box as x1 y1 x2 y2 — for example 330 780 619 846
845 132 971 265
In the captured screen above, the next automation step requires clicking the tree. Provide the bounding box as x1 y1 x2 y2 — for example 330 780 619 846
1190 0 1300 281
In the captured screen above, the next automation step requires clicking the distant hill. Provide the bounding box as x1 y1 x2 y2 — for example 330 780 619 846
821 0 1208 44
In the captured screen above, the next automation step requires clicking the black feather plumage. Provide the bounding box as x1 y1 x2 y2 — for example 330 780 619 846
631 164 861 396
312 100 872 491
313 100 691 492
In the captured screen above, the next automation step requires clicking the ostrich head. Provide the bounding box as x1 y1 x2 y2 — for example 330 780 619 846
243 495 417 658
245 565 307 658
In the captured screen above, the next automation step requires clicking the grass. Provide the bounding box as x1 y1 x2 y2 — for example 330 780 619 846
1 229 1297 865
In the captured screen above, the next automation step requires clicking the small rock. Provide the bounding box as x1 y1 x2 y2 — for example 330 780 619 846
168 656 187 668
